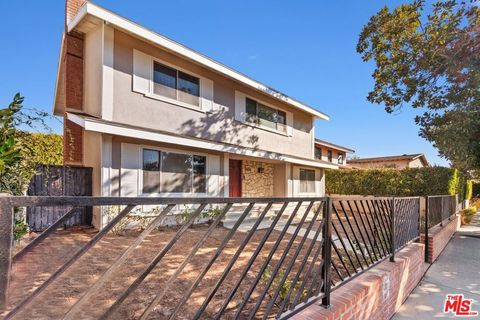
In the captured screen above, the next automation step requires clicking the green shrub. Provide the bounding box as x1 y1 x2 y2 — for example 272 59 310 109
326 167 468 197
460 206 477 225
14 219 28 240
466 180 473 201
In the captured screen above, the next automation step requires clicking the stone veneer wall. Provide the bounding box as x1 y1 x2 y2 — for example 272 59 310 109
241 160 274 197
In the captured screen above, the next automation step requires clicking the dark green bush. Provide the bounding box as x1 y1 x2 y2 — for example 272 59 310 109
326 167 468 198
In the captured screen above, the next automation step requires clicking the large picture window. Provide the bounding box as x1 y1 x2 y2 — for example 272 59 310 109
142 149 206 194
299 168 315 193
153 62 200 106
245 97 287 132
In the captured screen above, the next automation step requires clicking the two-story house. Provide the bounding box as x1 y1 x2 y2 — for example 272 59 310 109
55 0 344 228
314 139 354 168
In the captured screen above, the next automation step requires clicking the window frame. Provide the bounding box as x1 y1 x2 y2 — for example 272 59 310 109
147 57 205 112
139 145 208 196
338 153 344 165
242 94 290 136
299 168 316 194
314 147 322 160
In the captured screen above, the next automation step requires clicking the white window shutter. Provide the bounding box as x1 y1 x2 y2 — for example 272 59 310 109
133 49 151 94
200 77 214 112
286 111 294 136
120 143 140 196
235 91 246 122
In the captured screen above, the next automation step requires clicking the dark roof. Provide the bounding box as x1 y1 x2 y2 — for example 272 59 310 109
314 139 355 153
347 153 429 165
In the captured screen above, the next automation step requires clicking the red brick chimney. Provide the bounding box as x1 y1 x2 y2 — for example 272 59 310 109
63 0 86 165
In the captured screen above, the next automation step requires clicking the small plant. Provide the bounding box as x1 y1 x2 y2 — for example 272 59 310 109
13 219 28 241
175 204 223 225
103 205 157 235
460 206 477 225
260 265 307 311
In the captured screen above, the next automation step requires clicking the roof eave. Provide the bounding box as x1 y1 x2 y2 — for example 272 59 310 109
67 2 330 120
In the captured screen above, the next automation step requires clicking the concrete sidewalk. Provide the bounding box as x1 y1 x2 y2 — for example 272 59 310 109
393 213 480 319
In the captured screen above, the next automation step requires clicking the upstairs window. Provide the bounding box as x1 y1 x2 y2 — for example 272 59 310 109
314 147 322 160
338 153 344 165
153 62 200 106
327 150 333 162
245 97 287 133
299 168 315 193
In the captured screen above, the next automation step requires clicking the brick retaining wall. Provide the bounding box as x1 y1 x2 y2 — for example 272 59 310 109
420 214 460 263
292 243 427 320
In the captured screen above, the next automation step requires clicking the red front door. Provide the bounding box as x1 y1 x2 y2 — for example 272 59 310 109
229 159 242 197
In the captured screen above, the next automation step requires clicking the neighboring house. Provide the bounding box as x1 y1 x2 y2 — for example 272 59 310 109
314 139 354 168
347 154 430 169
55 0 343 228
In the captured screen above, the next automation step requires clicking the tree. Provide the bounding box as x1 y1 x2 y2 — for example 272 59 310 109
357 0 480 171
0 93 52 195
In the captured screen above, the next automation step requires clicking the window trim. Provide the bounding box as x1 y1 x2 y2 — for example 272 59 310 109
138 144 208 196
146 56 206 113
338 153 344 165
298 167 316 195
241 93 290 136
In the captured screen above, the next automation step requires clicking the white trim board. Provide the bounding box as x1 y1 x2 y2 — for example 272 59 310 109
67 113 339 170
67 1 330 120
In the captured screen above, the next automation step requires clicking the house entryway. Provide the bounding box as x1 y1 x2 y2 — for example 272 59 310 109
229 159 242 197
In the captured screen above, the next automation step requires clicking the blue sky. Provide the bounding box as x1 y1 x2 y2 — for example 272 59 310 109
0 0 449 166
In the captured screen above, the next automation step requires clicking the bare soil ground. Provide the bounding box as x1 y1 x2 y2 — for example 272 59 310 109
6 223 327 320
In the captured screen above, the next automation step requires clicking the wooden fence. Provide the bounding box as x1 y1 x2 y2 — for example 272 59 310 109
26 165 92 231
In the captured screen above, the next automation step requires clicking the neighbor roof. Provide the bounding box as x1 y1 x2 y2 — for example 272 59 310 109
314 139 355 153
347 154 429 166
63 1 330 120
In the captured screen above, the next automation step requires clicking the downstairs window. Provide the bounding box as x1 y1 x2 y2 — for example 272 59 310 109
142 149 206 194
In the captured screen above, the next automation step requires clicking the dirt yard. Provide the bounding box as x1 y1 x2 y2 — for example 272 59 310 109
6 222 330 320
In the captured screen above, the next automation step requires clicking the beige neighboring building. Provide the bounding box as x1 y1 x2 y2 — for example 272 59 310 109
314 139 354 168
347 154 430 169
55 0 346 228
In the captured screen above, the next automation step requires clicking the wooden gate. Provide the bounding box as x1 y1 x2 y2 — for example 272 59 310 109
26 165 93 231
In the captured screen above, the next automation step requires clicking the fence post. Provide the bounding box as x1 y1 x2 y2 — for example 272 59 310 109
321 197 332 308
0 196 13 310
390 197 396 262
440 196 444 227
425 196 429 263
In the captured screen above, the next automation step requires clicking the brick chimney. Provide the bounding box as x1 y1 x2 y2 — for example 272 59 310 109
63 0 86 165
65 0 86 27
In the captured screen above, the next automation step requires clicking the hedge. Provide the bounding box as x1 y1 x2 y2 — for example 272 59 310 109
326 167 469 200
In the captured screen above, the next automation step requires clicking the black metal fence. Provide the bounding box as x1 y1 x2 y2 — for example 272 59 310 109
426 195 457 228
0 195 421 319
423 195 459 263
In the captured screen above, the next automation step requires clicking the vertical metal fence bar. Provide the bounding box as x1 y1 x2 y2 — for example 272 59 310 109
390 198 396 262
425 196 430 263
321 197 332 307
0 203 13 311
